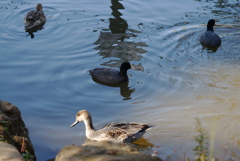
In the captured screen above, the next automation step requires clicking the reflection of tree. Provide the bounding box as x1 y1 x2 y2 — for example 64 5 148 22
94 0 147 71
109 0 128 34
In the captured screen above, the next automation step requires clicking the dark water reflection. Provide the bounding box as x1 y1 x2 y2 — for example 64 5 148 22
0 0 240 160
92 0 146 99
91 78 135 100
197 0 240 21
109 0 128 34
94 0 147 70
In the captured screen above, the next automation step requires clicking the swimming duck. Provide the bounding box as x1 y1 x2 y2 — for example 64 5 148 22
24 3 46 30
71 110 154 143
89 62 134 84
200 19 221 47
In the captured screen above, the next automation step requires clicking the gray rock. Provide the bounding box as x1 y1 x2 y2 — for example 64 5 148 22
0 142 24 161
56 141 162 161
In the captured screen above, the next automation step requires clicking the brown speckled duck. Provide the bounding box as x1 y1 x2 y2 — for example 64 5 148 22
71 110 154 143
24 3 46 30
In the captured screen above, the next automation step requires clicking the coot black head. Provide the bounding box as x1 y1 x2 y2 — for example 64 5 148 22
120 62 134 75
207 19 216 31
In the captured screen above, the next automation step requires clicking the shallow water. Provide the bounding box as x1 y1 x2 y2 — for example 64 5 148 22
0 0 240 160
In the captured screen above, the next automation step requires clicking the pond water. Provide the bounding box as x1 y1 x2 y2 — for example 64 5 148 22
0 0 240 160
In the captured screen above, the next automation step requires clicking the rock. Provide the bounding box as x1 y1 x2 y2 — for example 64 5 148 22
0 101 35 161
56 141 162 161
0 142 24 161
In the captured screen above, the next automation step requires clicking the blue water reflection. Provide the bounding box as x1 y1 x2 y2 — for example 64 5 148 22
0 0 239 160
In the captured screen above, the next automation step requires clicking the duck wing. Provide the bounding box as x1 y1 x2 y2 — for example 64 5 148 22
25 11 39 21
101 122 154 142
24 11 46 30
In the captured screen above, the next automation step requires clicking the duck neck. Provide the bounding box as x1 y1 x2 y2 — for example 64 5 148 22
120 68 127 76
83 116 95 136
207 24 214 32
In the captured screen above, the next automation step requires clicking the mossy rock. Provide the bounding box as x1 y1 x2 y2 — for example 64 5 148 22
0 101 35 161
56 141 162 161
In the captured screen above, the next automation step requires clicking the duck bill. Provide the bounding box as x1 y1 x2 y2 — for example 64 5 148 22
130 64 135 70
71 121 79 127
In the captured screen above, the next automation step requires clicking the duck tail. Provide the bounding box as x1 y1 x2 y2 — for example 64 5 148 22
140 124 155 132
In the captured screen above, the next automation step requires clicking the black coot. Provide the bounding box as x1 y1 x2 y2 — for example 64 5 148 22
200 19 221 47
89 62 134 84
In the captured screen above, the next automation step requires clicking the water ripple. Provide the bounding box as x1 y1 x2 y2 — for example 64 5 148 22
143 22 240 91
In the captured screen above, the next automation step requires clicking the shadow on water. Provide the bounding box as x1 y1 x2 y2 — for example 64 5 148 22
109 0 128 35
133 138 155 149
201 45 219 53
91 76 135 100
94 0 147 69
91 0 148 99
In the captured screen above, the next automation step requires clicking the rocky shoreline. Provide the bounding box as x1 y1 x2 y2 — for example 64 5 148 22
0 101 162 161
56 141 162 161
0 101 35 161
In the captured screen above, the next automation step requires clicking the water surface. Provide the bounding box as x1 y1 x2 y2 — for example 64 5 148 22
0 0 239 160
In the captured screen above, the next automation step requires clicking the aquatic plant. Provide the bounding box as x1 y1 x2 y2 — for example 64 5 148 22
0 121 35 161
193 118 209 161
22 150 34 161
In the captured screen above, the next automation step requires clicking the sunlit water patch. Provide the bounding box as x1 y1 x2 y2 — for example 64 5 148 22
129 20 240 160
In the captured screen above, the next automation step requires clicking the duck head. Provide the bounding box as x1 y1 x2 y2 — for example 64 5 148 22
71 110 91 127
207 19 216 31
36 3 43 11
120 62 135 71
